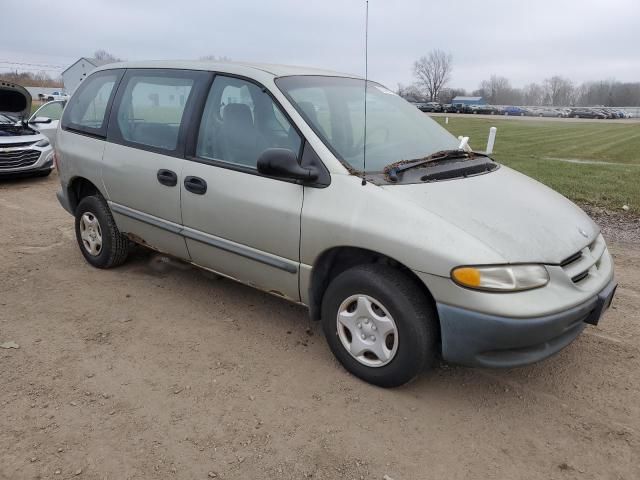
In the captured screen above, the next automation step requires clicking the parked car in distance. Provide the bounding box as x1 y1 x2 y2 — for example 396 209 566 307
469 104 499 115
55 61 617 387
0 82 55 177
530 107 564 117
443 102 465 113
45 91 70 102
418 102 443 113
502 106 527 116
29 100 67 147
568 108 606 119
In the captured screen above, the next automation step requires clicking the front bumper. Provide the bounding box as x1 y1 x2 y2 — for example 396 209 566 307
437 277 617 368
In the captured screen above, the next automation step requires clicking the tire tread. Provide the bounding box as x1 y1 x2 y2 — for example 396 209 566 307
321 263 437 387
75 195 129 268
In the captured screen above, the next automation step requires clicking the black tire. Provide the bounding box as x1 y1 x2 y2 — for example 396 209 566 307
74 195 129 268
321 264 438 388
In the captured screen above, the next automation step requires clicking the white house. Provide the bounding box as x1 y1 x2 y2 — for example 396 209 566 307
61 57 113 93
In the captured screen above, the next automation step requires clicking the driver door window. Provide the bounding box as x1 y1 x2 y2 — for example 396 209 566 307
196 76 301 168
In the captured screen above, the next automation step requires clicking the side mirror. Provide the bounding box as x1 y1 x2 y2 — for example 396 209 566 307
257 148 318 181
30 117 52 124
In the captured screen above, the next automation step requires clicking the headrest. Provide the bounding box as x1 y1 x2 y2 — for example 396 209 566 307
298 101 318 124
223 103 253 127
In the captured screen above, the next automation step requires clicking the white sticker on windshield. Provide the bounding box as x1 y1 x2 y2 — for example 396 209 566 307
374 85 397 96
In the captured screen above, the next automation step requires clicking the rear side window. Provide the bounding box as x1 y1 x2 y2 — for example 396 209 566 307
114 75 194 151
61 70 123 137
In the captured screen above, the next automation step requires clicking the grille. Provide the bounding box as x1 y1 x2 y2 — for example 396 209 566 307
560 235 606 284
0 141 37 148
0 149 42 169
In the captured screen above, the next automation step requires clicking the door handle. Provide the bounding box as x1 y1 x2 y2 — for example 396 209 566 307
184 176 207 195
157 169 178 187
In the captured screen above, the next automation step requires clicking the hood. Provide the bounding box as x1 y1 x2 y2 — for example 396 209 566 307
0 82 32 119
381 166 599 264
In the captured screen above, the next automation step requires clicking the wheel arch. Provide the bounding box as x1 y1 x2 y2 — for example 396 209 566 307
308 246 437 323
66 176 102 214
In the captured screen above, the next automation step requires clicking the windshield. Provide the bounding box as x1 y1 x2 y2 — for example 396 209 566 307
276 76 459 172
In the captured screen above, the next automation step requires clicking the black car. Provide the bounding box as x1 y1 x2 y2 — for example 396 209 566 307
568 108 606 119
469 104 499 115
442 103 465 113
417 102 443 113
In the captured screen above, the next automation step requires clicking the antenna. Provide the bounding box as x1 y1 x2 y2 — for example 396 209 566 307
361 0 369 186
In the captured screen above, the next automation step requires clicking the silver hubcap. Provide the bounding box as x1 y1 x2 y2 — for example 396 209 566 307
79 212 103 256
336 294 399 367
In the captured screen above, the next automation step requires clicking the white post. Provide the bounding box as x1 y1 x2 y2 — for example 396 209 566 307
486 126 497 154
445 116 449 124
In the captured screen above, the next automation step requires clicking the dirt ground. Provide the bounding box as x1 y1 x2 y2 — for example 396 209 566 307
1 173 639 480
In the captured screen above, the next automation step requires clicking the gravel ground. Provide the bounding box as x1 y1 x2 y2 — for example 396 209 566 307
1 173 639 480
582 205 640 245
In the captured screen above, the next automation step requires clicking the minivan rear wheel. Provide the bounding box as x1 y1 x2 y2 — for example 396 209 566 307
321 264 437 387
74 195 130 268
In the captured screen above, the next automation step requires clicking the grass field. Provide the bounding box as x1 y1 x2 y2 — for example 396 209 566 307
434 116 640 214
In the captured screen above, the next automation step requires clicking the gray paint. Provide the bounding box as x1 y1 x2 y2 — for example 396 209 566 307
437 277 616 367
55 61 617 368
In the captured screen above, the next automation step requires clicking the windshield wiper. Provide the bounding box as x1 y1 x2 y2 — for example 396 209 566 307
385 149 489 182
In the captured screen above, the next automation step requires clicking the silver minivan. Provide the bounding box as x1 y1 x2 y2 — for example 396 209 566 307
55 61 616 387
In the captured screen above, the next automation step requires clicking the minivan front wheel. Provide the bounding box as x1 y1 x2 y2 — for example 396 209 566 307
74 195 130 268
321 264 437 387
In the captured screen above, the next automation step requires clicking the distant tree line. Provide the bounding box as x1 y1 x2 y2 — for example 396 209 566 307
0 70 62 88
0 50 120 89
400 50 640 107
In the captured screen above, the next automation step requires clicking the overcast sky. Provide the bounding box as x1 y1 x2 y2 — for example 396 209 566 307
2 0 639 91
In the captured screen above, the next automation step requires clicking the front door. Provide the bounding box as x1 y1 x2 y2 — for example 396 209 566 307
180 75 304 301
29 100 66 146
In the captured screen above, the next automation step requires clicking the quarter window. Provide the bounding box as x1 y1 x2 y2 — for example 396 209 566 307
115 75 194 151
196 76 301 168
61 70 122 136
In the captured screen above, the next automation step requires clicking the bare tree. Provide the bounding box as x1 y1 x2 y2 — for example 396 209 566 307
439 87 468 104
397 83 425 102
544 76 574 106
93 49 122 63
476 75 521 105
522 83 545 106
413 50 453 102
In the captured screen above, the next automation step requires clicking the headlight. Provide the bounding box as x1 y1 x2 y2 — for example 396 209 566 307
451 265 549 292
35 138 50 148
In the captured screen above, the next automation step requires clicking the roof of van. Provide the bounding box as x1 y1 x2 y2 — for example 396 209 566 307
94 60 362 79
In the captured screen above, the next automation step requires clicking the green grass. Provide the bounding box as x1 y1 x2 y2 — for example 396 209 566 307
434 116 640 213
